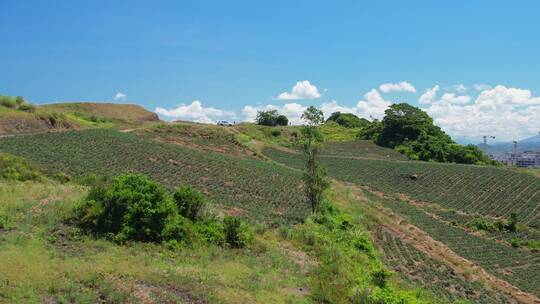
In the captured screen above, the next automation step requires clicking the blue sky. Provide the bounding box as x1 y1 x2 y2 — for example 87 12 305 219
1 1 539 142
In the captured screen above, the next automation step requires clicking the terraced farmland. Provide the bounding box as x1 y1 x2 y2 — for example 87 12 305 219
264 147 540 228
378 197 540 297
374 227 512 304
0 129 308 224
321 140 408 160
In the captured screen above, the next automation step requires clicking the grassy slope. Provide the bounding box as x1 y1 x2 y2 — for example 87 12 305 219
264 147 540 300
40 102 159 123
0 178 443 303
0 103 159 135
2 119 537 302
0 181 311 303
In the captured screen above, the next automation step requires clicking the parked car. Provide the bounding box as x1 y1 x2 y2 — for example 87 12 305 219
217 120 234 126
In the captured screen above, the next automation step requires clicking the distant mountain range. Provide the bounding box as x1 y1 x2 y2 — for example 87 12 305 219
477 134 540 154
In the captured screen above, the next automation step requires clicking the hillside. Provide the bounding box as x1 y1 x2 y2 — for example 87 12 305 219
0 129 308 224
1 119 539 303
0 102 159 135
40 102 159 123
264 146 540 299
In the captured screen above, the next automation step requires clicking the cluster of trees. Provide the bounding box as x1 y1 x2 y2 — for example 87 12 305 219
326 111 370 129
76 174 253 248
255 109 289 126
358 103 495 165
0 94 35 112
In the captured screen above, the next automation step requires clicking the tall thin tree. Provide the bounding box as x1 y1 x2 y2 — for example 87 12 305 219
300 106 329 214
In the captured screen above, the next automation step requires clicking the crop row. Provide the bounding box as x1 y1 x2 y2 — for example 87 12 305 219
0 129 309 224
374 227 511 304
263 147 540 228
378 198 540 297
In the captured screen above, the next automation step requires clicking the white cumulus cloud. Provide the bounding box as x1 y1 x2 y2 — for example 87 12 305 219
473 84 492 91
440 93 471 105
276 80 321 100
379 81 416 93
320 89 393 121
422 85 540 141
113 92 127 101
155 100 236 124
418 85 440 104
445 84 467 93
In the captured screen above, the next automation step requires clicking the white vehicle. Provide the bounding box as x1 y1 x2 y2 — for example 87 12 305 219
217 120 234 126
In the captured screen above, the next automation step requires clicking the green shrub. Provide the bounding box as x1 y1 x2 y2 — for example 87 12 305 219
0 214 7 229
194 219 225 245
173 186 206 221
371 269 392 288
0 95 17 108
467 217 499 232
271 129 281 137
0 153 42 181
223 216 253 248
18 103 36 112
505 213 519 232
75 174 189 243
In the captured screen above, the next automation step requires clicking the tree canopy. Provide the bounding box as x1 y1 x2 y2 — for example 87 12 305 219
326 112 370 129
255 109 289 126
358 103 495 165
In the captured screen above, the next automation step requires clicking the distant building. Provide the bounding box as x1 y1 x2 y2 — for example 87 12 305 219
493 151 540 168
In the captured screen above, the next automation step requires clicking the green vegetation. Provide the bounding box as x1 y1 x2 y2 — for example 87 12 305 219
0 94 35 112
358 103 494 165
2 101 538 303
374 227 512 303
76 174 190 243
255 109 289 126
299 106 329 214
0 129 308 224
326 111 370 128
0 181 311 303
0 153 43 181
285 193 438 304
375 195 540 297
320 140 408 160
137 123 251 157
319 120 363 142
264 147 540 228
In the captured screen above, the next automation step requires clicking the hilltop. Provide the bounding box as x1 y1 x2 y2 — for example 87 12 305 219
0 101 159 135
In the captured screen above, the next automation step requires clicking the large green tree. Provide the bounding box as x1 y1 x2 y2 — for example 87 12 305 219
359 103 495 165
255 109 288 126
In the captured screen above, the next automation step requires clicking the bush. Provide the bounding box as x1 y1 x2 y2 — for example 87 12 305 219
0 153 42 181
0 95 17 108
76 174 188 243
371 269 392 288
271 129 281 137
194 219 225 245
255 110 289 127
18 103 36 112
505 213 519 232
173 186 206 221
223 216 253 248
